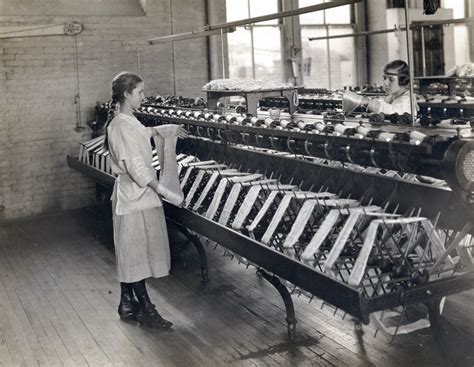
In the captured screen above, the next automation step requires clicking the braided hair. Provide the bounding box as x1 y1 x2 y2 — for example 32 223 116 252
103 72 143 149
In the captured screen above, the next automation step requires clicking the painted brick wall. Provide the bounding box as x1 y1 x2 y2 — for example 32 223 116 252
0 0 213 220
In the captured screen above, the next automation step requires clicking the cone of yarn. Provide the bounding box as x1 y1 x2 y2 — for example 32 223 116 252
152 125 184 206
342 91 363 114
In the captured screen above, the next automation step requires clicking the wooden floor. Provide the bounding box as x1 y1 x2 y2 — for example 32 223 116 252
0 208 473 367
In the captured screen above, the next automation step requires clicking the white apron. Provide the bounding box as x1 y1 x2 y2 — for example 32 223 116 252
107 114 182 282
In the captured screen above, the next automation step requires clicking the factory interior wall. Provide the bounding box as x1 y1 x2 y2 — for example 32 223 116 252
0 0 211 221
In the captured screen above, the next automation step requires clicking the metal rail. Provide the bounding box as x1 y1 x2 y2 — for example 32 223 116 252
308 17 473 41
147 0 362 44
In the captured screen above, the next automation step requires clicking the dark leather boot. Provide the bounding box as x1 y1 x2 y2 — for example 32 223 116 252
132 280 173 329
137 303 173 329
118 282 139 321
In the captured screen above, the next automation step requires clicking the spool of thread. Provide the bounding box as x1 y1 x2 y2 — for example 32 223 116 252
419 113 440 127
419 114 430 127
250 116 259 125
342 90 363 114
280 119 291 128
193 111 203 119
389 113 400 124
409 130 427 145
264 117 275 127
315 122 325 132
297 120 306 129
334 124 348 136
236 116 246 124
399 113 413 125
377 132 396 142
368 113 385 123
213 113 222 122
204 112 213 120
226 115 236 123
324 124 335 133
356 126 370 137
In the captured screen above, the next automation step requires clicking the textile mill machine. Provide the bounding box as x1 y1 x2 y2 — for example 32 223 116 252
68 91 474 341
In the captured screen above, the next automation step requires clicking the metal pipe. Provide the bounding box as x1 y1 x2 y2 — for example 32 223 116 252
410 16 473 27
148 27 235 44
169 0 176 95
308 17 473 42
208 0 362 30
73 35 84 131
404 0 416 123
147 0 362 44
220 28 226 79
421 26 426 77
309 26 405 41
249 0 256 80
137 46 141 74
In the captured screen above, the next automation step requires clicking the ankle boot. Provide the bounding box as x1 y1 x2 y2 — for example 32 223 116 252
118 282 139 321
132 280 173 329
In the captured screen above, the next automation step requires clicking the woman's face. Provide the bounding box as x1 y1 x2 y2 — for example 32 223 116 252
125 81 145 109
382 70 404 96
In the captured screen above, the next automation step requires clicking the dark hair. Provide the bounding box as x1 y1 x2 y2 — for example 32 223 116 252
383 60 410 87
103 72 143 149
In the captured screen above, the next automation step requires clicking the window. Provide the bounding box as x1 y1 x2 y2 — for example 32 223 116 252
226 0 284 81
441 0 472 66
299 0 355 89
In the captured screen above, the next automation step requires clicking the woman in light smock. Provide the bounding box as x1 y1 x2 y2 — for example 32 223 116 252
104 72 187 329
343 60 418 115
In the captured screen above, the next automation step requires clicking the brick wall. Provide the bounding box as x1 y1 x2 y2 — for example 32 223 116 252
0 0 213 220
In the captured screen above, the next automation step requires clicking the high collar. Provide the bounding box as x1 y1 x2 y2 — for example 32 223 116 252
388 88 409 103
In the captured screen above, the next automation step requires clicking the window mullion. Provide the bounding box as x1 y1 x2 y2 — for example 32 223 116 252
248 0 256 79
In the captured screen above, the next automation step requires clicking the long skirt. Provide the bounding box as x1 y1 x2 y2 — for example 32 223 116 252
113 206 171 282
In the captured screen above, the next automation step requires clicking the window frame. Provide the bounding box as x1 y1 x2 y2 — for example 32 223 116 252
226 0 285 81
299 1 356 89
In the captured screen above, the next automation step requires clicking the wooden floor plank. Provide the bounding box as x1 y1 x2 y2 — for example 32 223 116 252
1 208 473 366
0 318 14 366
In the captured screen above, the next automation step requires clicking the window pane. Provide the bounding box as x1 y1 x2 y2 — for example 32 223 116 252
325 4 351 24
226 0 249 22
327 26 355 88
299 0 351 25
301 27 329 88
250 0 279 25
299 0 324 25
452 25 471 67
442 0 464 18
227 27 253 79
253 27 284 81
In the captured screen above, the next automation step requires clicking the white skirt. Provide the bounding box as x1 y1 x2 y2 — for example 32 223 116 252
113 206 171 282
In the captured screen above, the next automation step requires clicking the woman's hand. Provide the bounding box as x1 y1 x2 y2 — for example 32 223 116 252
152 125 188 139
176 126 188 139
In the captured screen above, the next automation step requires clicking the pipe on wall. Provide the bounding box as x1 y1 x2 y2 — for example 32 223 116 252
206 0 228 80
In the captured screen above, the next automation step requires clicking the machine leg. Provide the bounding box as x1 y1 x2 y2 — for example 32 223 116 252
175 224 209 284
257 269 297 342
425 298 442 331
